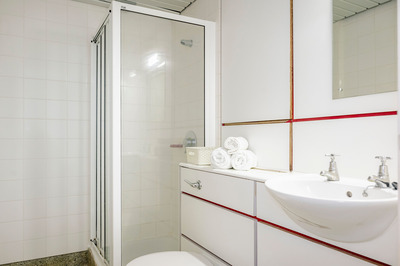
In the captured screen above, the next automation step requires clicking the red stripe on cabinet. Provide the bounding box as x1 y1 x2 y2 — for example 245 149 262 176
257 219 390 266
181 192 256 220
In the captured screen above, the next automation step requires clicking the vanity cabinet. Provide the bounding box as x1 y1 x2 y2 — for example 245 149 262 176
180 165 395 265
180 166 256 266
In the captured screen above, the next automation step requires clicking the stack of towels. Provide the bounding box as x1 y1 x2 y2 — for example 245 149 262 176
210 137 257 171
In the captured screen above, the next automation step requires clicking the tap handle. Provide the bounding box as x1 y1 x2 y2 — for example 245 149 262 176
375 156 391 165
325 154 339 161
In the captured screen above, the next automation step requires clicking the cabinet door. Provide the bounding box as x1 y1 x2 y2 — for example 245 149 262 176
181 194 255 266
257 222 372 266
221 0 290 123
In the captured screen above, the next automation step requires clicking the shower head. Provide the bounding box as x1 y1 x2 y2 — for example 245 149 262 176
180 39 193 47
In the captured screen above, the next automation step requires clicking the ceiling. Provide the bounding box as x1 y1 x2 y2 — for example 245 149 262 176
91 0 196 13
333 0 392 22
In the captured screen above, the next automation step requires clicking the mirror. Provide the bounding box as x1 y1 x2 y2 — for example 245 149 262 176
332 0 397 99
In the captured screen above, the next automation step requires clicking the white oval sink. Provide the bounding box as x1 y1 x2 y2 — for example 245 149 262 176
265 174 397 242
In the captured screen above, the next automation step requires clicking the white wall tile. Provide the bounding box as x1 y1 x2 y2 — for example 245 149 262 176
46 100 67 119
23 0 46 20
68 101 89 120
67 45 88 64
46 197 67 217
23 59 46 79
46 178 67 197
0 180 23 201
0 221 23 243
67 63 88 83
67 139 89 157
23 78 46 99
0 15 24 36
46 80 68 100
46 158 68 178
24 18 46 40
46 216 68 236
22 159 46 179
0 160 23 180
46 2 67 23
0 56 23 77
46 235 67 256
67 5 87 27
47 120 67 138
23 238 46 260
0 241 23 265
0 119 23 138
67 231 89 253
23 39 46 59
0 99 23 118
293 116 398 180
24 120 46 139
221 123 290 171
46 61 68 81
0 140 23 159
67 82 89 101
23 99 46 119
0 35 23 57
46 42 68 62
67 25 87 45
0 201 23 222
67 213 89 234
67 195 89 215
46 140 67 158
0 77 23 98
23 179 46 199
68 120 89 138
23 219 46 240
0 0 24 17
23 199 46 220
23 140 47 159
46 22 67 43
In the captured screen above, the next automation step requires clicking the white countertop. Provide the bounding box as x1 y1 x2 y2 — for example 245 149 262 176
179 163 291 182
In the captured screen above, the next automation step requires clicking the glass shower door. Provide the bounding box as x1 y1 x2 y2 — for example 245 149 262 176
120 10 205 265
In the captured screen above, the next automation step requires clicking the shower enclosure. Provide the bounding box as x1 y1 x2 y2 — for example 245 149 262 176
91 2 215 265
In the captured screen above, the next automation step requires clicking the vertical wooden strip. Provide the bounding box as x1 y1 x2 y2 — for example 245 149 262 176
289 0 294 172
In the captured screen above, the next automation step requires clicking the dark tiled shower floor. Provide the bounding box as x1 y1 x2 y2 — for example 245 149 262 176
1 250 95 266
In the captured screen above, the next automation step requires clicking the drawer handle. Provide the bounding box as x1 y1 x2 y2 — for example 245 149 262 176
184 179 202 190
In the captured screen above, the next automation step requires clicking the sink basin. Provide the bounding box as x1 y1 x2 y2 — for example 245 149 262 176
265 174 397 242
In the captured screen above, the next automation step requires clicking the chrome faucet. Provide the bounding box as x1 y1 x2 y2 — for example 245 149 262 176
368 156 391 188
320 154 340 181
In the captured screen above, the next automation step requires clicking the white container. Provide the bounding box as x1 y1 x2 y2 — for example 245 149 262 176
186 147 215 165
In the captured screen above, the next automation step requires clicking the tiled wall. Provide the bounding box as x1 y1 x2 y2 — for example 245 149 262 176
0 0 106 264
220 0 398 180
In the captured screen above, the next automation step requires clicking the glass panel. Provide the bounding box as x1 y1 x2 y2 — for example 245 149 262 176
120 10 205 265
93 21 112 263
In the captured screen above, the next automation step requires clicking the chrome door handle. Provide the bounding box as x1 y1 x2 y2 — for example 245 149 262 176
184 179 202 190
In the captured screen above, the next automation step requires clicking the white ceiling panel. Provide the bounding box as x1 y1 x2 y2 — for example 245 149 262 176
333 0 393 22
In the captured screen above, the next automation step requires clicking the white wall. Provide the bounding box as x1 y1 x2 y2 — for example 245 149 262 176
219 0 398 181
0 0 106 263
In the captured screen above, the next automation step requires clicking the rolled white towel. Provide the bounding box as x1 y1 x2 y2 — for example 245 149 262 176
210 148 232 169
224 137 249 155
231 150 257 171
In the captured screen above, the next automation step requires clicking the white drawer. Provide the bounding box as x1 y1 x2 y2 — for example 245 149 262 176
181 236 230 266
180 167 254 215
181 194 255 266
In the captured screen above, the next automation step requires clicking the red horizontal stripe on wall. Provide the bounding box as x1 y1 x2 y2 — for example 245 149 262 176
292 111 397 123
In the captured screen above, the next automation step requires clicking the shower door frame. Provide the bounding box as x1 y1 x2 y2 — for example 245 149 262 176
93 2 216 265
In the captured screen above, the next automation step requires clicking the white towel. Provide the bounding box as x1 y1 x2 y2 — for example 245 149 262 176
224 137 249 155
210 148 232 169
231 150 257 171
